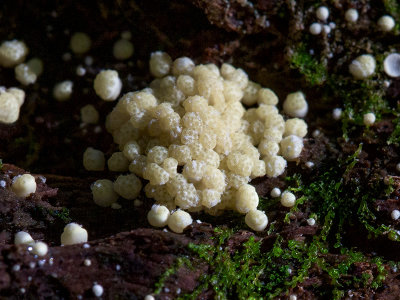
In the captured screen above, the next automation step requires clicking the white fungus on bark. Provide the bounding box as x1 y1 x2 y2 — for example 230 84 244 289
378 15 395 32
309 23 322 35
92 284 104 297
283 91 308 117
14 231 34 245
316 6 329 21
363 112 376 126
270 187 281 198
345 9 359 23
53 80 73 101
391 210 400 220
0 40 29 67
349 54 376 79
281 191 296 207
245 210 268 231
61 223 88 245
332 108 342 120
11 174 37 198
93 70 122 101
383 53 400 78
32 241 48 257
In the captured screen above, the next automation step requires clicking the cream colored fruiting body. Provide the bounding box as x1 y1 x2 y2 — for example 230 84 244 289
88 53 309 233
349 54 376 79
15 63 37 85
83 147 105 171
113 39 134 60
11 174 37 198
147 204 170 227
93 70 122 101
245 210 268 231
60 223 88 245
91 179 118 207
32 241 48 256
70 32 91 54
53 80 73 101
14 231 34 245
0 40 29 67
377 15 395 32
81 104 99 124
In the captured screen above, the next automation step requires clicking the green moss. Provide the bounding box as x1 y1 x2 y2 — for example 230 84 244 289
0 159 3 171
153 257 191 295
290 44 327 86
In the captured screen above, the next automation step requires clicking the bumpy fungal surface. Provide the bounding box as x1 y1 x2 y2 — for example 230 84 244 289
88 53 308 233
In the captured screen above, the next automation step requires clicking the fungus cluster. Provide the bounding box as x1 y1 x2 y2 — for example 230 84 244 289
0 87 25 124
87 52 309 233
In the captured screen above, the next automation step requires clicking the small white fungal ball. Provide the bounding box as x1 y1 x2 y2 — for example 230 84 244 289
147 204 170 227
289 295 297 300
235 184 259 214
383 53 400 78
113 174 142 200
113 39 134 60
76 65 86 76
0 40 29 67
92 284 104 297
332 108 342 120
91 179 119 207
83 147 105 171
270 187 281 198
309 23 322 35
312 129 321 138
11 174 37 198
15 64 37 85
281 191 296 207
26 58 44 76
363 112 376 126
349 54 376 80
283 91 308 118
0 92 20 124
93 70 122 101
245 210 268 231
345 8 359 23
84 259 92 266
149 51 172 78
70 32 91 54
264 155 287 178
280 135 304 161
53 80 73 101
61 223 88 245
172 57 195 76
316 6 329 21
396 163 400 172
323 25 331 34
144 295 155 300
6 87 25 107
167 210 193 233
391 209 400 220
378 15 395 32
307 218 316 226
81 104 99 124
32 241 48 257
14 231 34 245
305 161 314 168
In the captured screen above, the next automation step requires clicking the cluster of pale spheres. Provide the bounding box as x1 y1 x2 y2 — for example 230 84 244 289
86 52 309 233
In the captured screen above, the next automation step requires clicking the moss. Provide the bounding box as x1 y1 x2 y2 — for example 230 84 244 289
180 144 393 299
153 257 191 295
290 44 327 86
0 159 3 171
